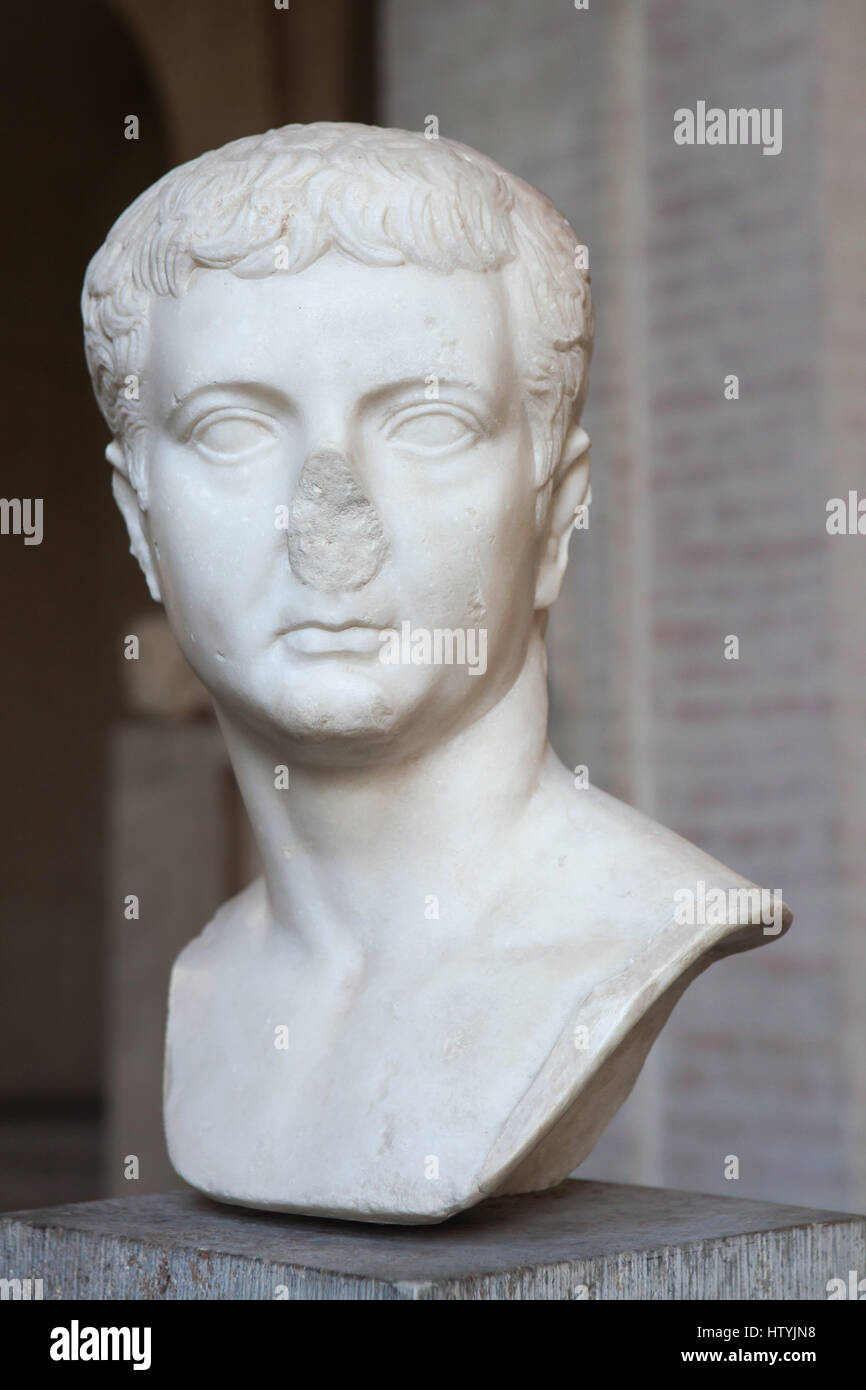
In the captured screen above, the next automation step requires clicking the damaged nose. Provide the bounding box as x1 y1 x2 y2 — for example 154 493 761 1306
286 448 389 592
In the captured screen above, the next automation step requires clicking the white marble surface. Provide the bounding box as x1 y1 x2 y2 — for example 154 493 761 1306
82 123 790 1223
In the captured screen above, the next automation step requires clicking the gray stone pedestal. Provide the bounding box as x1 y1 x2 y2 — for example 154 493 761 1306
2 1179 864 1300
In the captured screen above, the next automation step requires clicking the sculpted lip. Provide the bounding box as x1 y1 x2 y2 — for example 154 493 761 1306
280 622 385 656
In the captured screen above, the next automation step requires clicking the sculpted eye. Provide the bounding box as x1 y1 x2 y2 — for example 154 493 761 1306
385 407 480 455
190 409 278 460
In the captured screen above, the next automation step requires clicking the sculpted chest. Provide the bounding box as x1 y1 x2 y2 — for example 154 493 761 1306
163 914 623 1220
161 882 761 1223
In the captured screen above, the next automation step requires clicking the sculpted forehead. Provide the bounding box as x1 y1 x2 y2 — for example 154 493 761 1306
147 255 518 415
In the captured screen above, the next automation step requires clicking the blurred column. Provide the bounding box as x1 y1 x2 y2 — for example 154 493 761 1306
106 719 230 1196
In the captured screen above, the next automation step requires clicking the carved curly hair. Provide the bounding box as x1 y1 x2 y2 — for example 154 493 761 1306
82 122 593 513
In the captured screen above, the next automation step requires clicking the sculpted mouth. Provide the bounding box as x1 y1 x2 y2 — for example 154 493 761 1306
280 622 385 656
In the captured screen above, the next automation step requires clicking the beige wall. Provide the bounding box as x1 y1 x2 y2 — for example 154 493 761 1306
382 0 865 1213
822 0 866 1211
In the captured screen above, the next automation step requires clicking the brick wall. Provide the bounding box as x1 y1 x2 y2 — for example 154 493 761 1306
382 0 862 1211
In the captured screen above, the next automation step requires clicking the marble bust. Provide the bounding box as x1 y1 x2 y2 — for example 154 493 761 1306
82 123 790 1224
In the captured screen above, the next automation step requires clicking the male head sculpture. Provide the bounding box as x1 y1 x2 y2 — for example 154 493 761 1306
83 123 593 759
83 124 789 1224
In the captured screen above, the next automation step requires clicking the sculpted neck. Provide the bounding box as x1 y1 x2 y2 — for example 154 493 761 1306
214 630 552 962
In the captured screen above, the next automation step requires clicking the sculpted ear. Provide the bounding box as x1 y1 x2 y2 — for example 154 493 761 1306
534 423 591 611
107 441 162 603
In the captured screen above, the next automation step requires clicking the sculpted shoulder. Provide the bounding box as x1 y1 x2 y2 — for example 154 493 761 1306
530 764 792 957
170 877 270 982
473 768 792 1199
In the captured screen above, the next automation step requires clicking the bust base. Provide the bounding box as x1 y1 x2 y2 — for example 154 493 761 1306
2 1179 863 1300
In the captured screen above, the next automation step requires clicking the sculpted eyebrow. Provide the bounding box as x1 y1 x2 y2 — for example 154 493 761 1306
169 382 292 411
361 377 499 423
363 376 490 399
